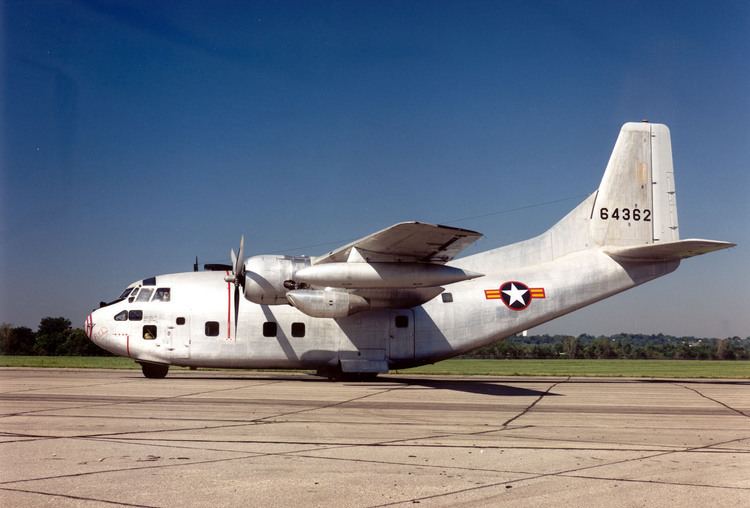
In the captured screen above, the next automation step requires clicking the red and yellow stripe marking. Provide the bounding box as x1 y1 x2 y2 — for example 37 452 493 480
529 288 546 299
484 287 547 300
484 289 502 300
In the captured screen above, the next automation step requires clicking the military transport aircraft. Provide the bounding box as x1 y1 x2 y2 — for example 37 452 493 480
85 122 734 379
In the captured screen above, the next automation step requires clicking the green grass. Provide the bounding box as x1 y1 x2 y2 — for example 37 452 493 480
397 359 750 378
1 356 748 378
0 356 140 369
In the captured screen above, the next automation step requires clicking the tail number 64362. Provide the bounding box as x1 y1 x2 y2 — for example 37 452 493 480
599 207 651 221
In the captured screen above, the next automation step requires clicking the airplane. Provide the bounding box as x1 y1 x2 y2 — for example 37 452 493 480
85 122 735 379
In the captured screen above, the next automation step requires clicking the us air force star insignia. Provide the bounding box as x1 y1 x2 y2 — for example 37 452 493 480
502 282 528 306
501 282 530 310
484 281 546 310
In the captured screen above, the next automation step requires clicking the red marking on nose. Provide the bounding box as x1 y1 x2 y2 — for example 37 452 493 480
84 315 93 339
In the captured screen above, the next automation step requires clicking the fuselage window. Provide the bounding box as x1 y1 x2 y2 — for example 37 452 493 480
291 322 305 338
205 321 220 337
176 317 186 325
143 325 157 340
263 322 277 337
395 315 409 328
441 293 453 303
128 310 143 321
136 288 153 302
153 288 171 302
114 310 128 321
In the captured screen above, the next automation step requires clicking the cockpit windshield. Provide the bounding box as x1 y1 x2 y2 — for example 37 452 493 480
136 288 154 302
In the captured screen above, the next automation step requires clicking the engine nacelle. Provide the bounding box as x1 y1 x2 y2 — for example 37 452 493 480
286 289 370 318
243 255 311 305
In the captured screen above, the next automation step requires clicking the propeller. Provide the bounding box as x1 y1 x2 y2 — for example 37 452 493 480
224 236 245 338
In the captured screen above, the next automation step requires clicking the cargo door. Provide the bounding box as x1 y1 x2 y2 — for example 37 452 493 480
388 310 414 361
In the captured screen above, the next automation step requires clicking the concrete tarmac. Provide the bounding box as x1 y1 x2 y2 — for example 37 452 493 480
0 368 748 507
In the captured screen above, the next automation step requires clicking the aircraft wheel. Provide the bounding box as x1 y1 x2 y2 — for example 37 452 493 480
140 362 169 379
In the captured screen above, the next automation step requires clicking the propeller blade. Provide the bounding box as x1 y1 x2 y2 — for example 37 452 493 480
227 235 246 337
235 235 245 277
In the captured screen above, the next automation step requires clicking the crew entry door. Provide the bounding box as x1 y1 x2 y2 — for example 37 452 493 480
166 316 190 359
388 310 415 361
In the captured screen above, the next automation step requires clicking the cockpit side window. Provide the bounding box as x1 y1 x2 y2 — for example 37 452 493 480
153 288 171 302
119 288 135 299
128 288 140 303
114 310 128 321
136 288 153 302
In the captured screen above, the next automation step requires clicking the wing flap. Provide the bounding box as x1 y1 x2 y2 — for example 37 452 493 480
314 221 482 264
605 239 735 262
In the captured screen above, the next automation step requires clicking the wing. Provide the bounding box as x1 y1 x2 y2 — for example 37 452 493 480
313 221 482 264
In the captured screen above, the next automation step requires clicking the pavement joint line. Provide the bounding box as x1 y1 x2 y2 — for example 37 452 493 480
0 453 260 487
556 473 750 491
81 436 698 453
363 447 702 507
0 379 285 419
674 382 750 418
5 420 697 493
0 379 144 397
0 384 412 451
250 383 411 423
365 428 750 506
88 436 344 456
72 385 407 439
326 381 564 448
501 379 567 426
0 486 161 507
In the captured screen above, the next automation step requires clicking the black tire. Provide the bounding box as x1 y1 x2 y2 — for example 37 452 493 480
140 362 169 379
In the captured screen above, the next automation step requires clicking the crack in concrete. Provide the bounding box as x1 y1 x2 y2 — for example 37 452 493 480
675 382 750 418
0 486 161 507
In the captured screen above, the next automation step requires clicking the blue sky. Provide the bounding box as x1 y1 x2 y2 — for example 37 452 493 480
2 0 748 336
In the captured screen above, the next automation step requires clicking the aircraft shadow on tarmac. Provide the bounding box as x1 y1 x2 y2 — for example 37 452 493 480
163 372 559 397
377 377 560 397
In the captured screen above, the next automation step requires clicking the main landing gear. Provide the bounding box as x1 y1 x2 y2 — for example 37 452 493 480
139 362 169 379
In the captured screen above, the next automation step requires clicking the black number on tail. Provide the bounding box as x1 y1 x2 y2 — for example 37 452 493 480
598 207 652 222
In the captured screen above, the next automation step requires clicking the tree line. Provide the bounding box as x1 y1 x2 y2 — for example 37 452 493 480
1 317 748 360
1 318 109 356
460 333 750 360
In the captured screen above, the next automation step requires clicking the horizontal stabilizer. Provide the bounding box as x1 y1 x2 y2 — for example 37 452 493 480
605 239 735 262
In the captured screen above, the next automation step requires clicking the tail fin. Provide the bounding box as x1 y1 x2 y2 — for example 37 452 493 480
545 122 734 261
589 122 678 247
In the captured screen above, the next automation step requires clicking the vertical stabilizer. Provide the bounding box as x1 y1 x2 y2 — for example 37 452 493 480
589 122 679 247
